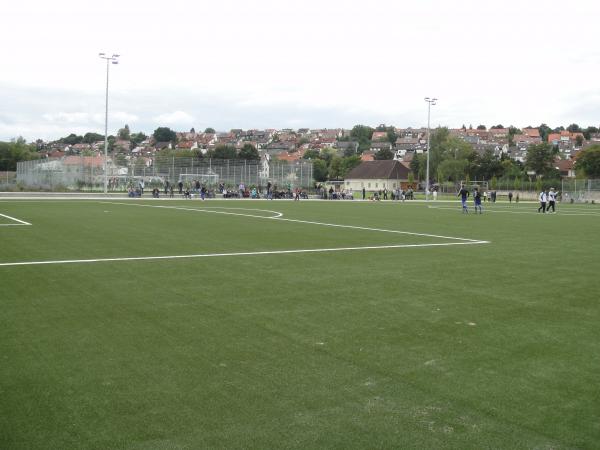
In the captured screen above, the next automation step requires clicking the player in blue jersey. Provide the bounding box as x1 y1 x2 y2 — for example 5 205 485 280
457 186 470 213
473 187 483 214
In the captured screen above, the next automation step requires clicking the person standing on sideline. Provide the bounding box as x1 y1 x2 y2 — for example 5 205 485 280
362 187 366 200
433 188 438 201
538 189 547 213
547 187 557 213
473 187 483 214
508 191 513 203
458 185 470 213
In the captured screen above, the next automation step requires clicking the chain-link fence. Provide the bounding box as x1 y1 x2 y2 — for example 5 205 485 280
560 178 600 203
16 156 314 193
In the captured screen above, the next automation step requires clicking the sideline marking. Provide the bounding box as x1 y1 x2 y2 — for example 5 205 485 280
0 201 489 267
0 241 488 267
0 212 32 226
104 202 483 243
427 205 600 217
103 202 284 219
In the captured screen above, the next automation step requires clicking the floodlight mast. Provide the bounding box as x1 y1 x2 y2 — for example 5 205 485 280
99 52 119 194
424 97 437 201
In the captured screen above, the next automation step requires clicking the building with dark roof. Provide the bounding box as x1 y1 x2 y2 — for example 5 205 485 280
344 160 414 192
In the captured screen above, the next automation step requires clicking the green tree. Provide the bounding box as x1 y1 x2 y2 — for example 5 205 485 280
118 124 131 140
329 156 343 179
525 143 558 177
476 125 487 130
350 125 374 153
302 149 321 160
340 155 362 177
0 139 38 171
153 127 177 143
473 149 504 180
491 124 504 129
374 148 394 160
130 132 147 147
82 132 104 143
490 176 498 190
567 123 581 133
204 127 216 134
60 133 83 145
210 144 237 160
513 177 522 191
312 159 328 182
410 153 426 180
538 124 552 142
575 135 584 147
575 144 600 178
438 158 469 182
583 126 598 140
238 143 259 160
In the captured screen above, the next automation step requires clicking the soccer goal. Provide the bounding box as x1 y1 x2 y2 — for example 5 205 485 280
460 180 489 192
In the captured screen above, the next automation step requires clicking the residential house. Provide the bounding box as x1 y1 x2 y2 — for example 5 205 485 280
395 136 420 152
360 151 376 161
370 141 393 153
554 158 576 178
344 160 412 192
522 128 541 139
336 141 359 155
371 131 388 142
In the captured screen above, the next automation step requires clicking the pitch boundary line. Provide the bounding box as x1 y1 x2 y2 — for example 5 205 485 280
0 241 489 267
0 202 489 267
0 212 32 226
427 205 600 217
104 202 484 243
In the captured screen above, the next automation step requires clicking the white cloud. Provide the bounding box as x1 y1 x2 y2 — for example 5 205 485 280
42 112 91 124
112 111 139 124
2 0 600 140
152 111 195 126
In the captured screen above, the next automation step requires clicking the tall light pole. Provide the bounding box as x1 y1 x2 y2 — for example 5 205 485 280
99 52 119 194
424 97 437 201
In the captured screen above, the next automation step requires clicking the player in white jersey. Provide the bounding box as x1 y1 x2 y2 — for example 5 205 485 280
538 190 547 213
547 187 557 213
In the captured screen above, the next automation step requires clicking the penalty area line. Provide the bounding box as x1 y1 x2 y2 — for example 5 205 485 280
0 241 489 267
0 212 32 225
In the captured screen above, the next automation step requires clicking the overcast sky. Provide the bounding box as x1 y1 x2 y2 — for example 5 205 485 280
2 0 599 141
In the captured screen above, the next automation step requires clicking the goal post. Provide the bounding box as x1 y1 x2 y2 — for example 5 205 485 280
460 180 489 192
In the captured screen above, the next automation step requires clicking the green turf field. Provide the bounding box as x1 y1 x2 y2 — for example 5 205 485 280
1 199 599 449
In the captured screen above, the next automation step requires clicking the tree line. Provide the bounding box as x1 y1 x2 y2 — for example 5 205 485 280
3 123 600 180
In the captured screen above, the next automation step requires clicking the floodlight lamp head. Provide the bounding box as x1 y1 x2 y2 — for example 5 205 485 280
99 52 106 57
112 54 120 58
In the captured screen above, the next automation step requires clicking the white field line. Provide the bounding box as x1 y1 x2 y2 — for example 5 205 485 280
427 205 600 217
0 241 488 267
103 202 284 219
0 202 489 267
0 212 31 226
104 201 484 243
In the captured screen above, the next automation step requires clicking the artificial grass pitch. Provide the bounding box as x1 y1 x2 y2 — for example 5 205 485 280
1 199 599 449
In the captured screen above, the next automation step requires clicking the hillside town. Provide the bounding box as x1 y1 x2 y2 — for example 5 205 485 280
2 123 600 194
29 123 600 177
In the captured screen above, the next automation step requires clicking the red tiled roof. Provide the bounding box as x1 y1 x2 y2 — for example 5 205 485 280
63 156 104 167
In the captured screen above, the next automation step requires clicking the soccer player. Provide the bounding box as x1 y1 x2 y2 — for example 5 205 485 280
538 190 547 213
547 187 557 213
473 187 483 214
457 185 470 213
